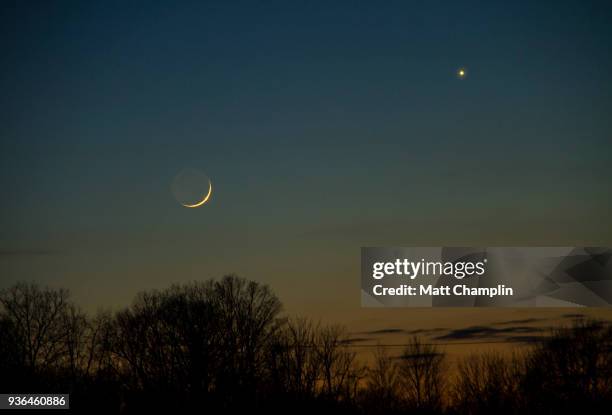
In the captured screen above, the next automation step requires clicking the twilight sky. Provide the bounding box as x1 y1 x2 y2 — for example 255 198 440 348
1 1 611 331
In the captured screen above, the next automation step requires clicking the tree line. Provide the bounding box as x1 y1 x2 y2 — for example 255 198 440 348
1 276 612 414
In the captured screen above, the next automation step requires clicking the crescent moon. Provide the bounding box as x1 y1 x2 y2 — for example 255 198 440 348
181 180 212 208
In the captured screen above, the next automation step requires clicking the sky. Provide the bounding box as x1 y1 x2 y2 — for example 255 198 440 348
1 1 612 346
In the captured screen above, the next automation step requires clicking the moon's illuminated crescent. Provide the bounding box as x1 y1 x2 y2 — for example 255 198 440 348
181 180 212 208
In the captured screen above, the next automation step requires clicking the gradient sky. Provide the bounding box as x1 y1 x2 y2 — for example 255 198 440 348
1 1 612 332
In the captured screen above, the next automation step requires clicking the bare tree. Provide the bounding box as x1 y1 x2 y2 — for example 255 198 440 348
315 324 361 401
452 352 523 415
269 317 321 398
61 304 92 381
397 336 445 412
109 276 283 410
0 315 23 390
211 275 283 403
0 283 70 373
85 310 116 376
521 319 612 412
112 288 193 394
361 344 402 414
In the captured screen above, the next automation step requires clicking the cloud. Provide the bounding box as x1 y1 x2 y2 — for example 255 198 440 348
435 325 545 342
562 313 585 319
405 328 448 335
0 249 62 257
362 328 405 335
359 315 612 348
360 327 448 336
397 351 444 360
342 337 371 345
491 318 547 326
505 335 544 344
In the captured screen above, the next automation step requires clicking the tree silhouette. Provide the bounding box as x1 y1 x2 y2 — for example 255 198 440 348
521 320 612 413
361 344 402 414
268 317 321 399
0 283 70 387
452 352 523 415
315 324 362 402
398 336 445 412
2 279 612 414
